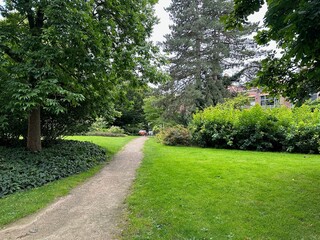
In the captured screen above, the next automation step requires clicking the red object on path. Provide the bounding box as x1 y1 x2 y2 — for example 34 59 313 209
138 130 147 136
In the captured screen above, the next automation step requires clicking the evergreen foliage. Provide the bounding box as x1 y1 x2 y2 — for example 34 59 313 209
160 0 260 123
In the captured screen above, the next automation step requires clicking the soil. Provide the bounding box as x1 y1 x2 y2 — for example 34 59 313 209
0 137 148 240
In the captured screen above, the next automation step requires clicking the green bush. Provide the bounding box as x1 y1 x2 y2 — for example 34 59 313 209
191 100 320 153
191 105 239 148
284 125 320 154
233 105 285 151
106 126 125 134
86 125 127 137
157 125 191 146
0 140 106 198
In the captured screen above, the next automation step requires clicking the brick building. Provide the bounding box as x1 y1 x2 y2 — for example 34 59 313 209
228 86 292 108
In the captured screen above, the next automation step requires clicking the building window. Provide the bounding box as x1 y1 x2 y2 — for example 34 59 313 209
261 95 279 108
249 97 255 106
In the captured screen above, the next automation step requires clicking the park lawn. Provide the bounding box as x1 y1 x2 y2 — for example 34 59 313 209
0 136 136 228
123 139 320 240
66 135 136 156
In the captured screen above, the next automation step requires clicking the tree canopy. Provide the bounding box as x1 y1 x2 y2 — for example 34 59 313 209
0 0 164 150
227 0 320 104
160 0 260 124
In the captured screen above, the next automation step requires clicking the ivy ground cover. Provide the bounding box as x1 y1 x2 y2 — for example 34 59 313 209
0 136 135 228
123 139 320 239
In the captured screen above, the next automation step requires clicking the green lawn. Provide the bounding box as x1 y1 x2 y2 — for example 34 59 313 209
66 135 136 156
0 136 135 228
123 139 320 240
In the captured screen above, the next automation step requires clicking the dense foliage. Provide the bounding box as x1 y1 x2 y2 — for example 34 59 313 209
160 0 260 124
227 0 320 103
191 101 320 153
0 0 164 151
113 86 150 135
156 125 191 146
0 140 106 197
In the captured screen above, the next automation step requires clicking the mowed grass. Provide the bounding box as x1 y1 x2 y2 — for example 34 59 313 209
0 136 135 228
66 135 136 156
123 139 320 240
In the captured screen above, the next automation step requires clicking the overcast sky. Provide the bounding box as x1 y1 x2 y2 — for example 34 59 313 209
151 0 268 43
151 0 172 43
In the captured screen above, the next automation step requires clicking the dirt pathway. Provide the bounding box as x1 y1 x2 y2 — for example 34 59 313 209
0 137 148 240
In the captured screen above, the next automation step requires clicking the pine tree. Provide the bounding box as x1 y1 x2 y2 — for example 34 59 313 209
161 0 259 123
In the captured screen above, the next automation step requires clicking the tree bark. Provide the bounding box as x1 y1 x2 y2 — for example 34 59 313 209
27 107 42 152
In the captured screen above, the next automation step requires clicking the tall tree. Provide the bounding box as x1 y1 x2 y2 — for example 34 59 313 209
0 0 163 151
227 0 320 104
161 0 258 123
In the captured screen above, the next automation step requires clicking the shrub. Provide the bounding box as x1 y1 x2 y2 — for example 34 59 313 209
191 104 239 148
284 125 320 154
233 105 286 151
157 125 191 146
0 140 106 198
106 126 125 134
152 125 162 135
190 99 320 153
86 125 127 137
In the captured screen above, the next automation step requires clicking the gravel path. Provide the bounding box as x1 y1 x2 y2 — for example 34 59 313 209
0 137 148 240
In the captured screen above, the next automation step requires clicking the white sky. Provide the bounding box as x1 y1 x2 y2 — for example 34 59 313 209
151 0 268 43
151 0 172 43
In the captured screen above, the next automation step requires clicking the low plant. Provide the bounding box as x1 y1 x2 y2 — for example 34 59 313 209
87 125 127 137
0 140 107 198
0 135 135 227
157 125 191 146
105 126 125 134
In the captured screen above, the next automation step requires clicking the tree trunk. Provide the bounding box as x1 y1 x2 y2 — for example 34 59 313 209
27 107 42 152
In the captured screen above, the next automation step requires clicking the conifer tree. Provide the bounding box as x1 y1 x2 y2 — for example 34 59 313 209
161 0 259 123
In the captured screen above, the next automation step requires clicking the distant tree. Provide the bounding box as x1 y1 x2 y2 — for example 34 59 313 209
161 0 260 124
113 86 150 134
227 0 320 104
143 95 166 127
0 0 164 151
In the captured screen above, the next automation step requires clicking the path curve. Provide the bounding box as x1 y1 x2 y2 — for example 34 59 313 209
0 137 148 240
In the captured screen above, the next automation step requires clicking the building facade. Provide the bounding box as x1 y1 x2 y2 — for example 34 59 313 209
228 86 292 108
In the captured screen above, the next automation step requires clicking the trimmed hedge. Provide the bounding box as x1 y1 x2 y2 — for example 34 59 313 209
191 103 320 153
0 140 106 198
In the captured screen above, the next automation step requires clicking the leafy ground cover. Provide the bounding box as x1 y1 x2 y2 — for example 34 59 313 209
123 139 320 239
0 136 135 228
0 140 107 197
